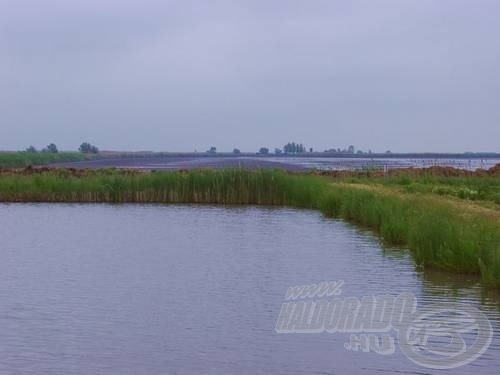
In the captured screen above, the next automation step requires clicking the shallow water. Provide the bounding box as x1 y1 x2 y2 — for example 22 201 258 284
266 156 500 170
0 204 498 374
51 155 500 171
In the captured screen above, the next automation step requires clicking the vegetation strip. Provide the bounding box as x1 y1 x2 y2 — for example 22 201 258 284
0 168 498 286
0 152 90 168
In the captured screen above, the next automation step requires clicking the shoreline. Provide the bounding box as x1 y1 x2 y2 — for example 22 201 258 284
0 166 498 286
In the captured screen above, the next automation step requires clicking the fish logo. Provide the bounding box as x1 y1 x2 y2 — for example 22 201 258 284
398 302 492 369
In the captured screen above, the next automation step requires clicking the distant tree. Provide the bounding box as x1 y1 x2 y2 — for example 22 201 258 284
356 150 363 154
79 142 99 154
232 148 241 154
283 142 306 154
274 148 282 155
207 146 217 154
309 147 313 153
259 147 269 155
42 143 58 153
347 145 355 154
385 150 392 154
26 145 37 153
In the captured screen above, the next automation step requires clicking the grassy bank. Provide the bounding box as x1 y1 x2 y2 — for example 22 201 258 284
317 165 500 205
320 184 499 283
338 174 500 205
0 168 499 286
0 152 89 168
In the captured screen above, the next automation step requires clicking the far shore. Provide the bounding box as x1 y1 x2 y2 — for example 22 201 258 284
47 152 500 172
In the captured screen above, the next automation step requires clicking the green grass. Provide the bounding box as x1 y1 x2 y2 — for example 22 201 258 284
337 174 500 205
0 168 499 286
0 169 326 206
319 185 499 283
0 152 89 168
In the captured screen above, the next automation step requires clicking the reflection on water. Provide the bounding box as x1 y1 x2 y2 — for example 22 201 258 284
421 268 500 313
0 204 498 375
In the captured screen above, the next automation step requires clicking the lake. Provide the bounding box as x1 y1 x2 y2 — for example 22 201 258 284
0 204 498 374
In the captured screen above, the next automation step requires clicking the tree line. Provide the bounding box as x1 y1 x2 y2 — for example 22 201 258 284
224 142 378 155
21 142 386 155
25 142 100 154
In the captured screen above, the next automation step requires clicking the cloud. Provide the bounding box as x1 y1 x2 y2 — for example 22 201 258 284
1 0 499 152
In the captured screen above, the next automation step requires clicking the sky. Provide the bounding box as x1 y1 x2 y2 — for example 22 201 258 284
1 0 499 153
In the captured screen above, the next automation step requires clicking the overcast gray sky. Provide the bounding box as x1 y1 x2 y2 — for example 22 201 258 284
1 0 499 152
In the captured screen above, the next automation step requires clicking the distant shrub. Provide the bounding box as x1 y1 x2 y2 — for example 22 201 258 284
456 187 479 200
79 142 99 154
42 143 58 153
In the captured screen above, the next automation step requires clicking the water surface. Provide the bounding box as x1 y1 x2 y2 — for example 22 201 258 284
51 155 500 171
0 204 498 374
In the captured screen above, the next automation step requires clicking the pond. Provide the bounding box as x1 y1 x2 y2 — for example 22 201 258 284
0 204 498 374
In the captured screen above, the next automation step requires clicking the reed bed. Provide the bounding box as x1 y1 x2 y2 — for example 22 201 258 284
0 168 498 286
319 185 500 285
0 169 326 206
